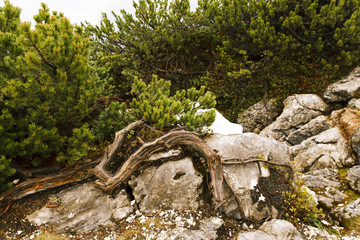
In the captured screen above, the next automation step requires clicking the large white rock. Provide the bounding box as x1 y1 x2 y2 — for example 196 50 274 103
236 220 304 240
128 157 203 213
346 165 360 193
237 230 277 240
205 133 291 221
331 198 360 231
261 94 328 144
259 219 304 240
27 183 133 232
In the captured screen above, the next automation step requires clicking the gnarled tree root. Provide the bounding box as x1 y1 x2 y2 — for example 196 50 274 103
93 129 224 208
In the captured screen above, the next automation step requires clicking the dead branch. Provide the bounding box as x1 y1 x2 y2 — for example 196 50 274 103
94 130 224 207
92 120 144 181
222 158 293 176
0 160 98 204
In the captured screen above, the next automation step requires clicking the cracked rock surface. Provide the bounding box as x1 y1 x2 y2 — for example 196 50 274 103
323 67 360 103
346 165 360 193
205 133 291 222
261 94 328 143
237 99 279 133
290 127 356 172
26 182 133 232
128 157 203 213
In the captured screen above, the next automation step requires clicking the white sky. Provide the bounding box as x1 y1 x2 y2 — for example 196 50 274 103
2 0 199 26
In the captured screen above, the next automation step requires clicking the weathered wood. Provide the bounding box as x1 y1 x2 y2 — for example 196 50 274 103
92 120 144 181
0 124 225 212
95 130 224 207
0 160 98 204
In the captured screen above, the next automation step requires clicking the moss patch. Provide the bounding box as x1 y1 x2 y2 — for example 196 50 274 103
339 168 360 204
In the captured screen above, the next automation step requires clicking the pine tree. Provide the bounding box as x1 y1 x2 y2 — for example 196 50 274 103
208 0 360 116
130 75 216 132
86 0 216 97
0 2 108 190
0 1 22 191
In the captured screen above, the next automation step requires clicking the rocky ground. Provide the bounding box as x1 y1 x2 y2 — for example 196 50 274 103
1 181 359 240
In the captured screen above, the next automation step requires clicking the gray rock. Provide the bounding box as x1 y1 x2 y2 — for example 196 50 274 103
205 133 291 221
128 157 203 213
286 115 332 145
205 133 290 166
323 67 360 103
157 217 223 240
26 183 133 232
290 127 356 172
236 220 304 240
261 94 328 143
346 165 360 193
352 128 360 162
348 98 360 110
331 198 360 231
237 99 279 133
301 169 347 209
259 219 304 240
237 230 277 240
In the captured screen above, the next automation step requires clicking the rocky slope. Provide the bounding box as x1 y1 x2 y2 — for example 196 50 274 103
3 68 360 239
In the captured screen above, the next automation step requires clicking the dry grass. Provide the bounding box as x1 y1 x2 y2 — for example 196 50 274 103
35 233 69 240
339 108 360 139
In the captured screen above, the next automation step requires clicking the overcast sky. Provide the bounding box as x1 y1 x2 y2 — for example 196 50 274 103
2 0 199 26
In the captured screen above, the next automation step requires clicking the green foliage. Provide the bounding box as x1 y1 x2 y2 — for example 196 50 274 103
92 101 135 142
0 155 15 192
87 0 360 120
283 178 325 226
86 0 216 97
0 2 108 190
130 75 216 131
206 0 360 118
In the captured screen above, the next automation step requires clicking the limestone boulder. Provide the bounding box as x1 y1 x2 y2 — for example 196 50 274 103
260 94 328 144
290 127 356 172
236 220 303 240
27 182 133 232
323 66 360 103
205 133 291 222
128 157 203 213
346 165 360 193
259 219 304 240
331 198 360 231
286 115 332 145
237 99 279 133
